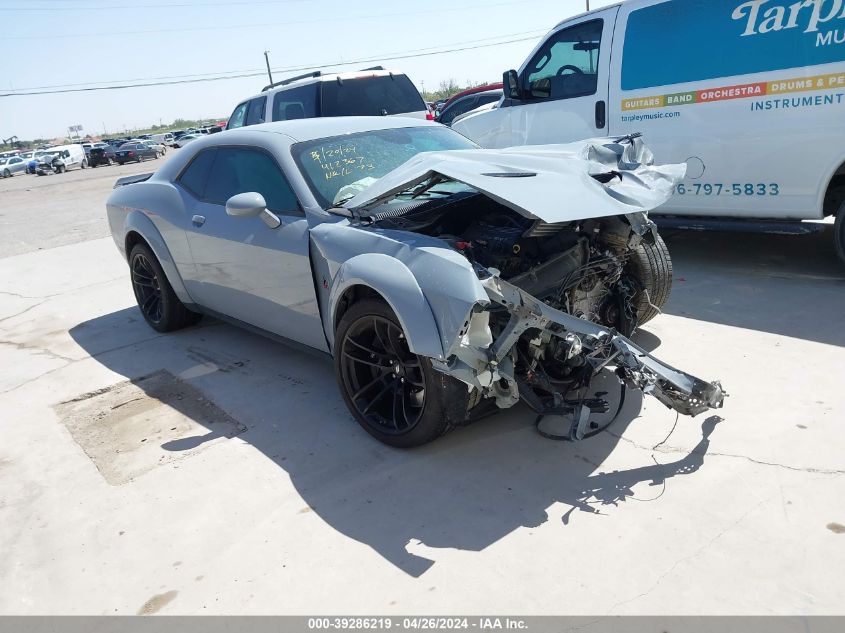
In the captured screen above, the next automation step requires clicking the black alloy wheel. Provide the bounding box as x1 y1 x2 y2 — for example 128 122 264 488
128 243 201 332
339 314 426 437
131 251 163 325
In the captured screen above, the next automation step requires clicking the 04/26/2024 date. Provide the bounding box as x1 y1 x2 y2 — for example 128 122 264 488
674 183 780 196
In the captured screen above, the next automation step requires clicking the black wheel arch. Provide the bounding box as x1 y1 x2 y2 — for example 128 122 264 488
123 229 194 308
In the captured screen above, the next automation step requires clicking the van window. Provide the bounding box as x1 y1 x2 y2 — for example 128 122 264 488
525 19 602 100
227 102 249 129
320 75 425 116
621 0 845 91
245 96 267 126
272 84 319 121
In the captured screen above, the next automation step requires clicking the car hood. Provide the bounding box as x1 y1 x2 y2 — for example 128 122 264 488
343 136 685 223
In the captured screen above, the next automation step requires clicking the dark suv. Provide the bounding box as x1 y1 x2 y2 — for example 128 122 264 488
88 143 117 167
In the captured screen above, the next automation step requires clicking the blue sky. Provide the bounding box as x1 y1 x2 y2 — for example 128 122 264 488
0 0 617 140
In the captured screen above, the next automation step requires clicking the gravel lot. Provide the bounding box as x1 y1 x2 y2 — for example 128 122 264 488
1 159 844 615
0 153 173 259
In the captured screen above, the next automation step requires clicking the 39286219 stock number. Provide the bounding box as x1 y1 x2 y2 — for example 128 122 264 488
674 183 780 196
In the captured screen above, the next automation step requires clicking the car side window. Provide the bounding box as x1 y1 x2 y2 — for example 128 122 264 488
524 19 602 101
440 96 478 125
227 102 249 129
245 96 267 126
178 148 217 199
202 147 299 213
271 84 319 121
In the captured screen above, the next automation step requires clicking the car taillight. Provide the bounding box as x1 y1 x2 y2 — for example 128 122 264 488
426 112 434 120
128 151 135 156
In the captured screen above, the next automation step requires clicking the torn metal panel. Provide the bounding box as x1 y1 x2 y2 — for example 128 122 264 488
437 273 725 419
344 136 685 223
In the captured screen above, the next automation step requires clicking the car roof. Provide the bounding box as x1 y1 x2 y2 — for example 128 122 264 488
237 69 411 105
443 83 504 108
229 116 440 143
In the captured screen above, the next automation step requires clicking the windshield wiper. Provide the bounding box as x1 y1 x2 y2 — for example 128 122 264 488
394 175 449 200
396 188 453 199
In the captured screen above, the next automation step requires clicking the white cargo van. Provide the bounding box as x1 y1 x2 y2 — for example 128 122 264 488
453 0 845 262
36 144 87 173
151 132 175 147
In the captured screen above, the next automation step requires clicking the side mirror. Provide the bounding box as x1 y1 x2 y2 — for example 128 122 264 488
503 69 521 100
225 192 281 229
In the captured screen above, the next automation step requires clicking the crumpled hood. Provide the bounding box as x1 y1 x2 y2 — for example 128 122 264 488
344 136 685 223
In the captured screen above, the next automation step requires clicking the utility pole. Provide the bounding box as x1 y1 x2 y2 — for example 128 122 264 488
264 51 274 86
586 0 590 10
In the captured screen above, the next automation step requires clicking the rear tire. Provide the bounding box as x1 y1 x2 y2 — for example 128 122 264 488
129 243 202 333
81 159 88 169
627 233 673 325
835 200 845 267
334 299 470 448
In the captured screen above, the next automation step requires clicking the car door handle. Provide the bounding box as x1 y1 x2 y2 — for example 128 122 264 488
192 215 206 226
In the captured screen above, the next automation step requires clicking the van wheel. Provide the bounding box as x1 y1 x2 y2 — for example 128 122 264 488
334 299 470 448
81 159 88 169
835 200 845 267
627 233 673 325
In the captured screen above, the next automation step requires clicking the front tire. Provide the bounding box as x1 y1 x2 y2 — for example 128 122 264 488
334 299 470 448
129 243 201 333
627 233 673 325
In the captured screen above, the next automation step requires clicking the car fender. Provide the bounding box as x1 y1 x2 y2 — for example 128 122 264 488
122 210 193 305
328 253 445 360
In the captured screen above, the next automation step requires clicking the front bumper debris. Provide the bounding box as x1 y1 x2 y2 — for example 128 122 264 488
434 274 725 431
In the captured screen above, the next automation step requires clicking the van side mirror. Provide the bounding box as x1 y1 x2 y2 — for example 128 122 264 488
503 69 521 100
225 192 281 229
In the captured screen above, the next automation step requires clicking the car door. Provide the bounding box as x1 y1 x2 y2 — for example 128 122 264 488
498 10 617 146
178 145 328 351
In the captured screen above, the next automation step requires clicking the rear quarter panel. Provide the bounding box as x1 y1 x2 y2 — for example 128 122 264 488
107 179 196 304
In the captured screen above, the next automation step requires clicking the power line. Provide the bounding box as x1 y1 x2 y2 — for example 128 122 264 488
0 34 542 97
3 29 546 93
0 0 309 10
6 0 541 38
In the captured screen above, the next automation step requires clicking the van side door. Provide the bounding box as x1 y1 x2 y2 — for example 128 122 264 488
500 9 618 146
608 0 845 220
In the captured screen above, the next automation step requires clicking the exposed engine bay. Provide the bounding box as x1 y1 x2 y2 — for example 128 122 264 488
370 192 725 438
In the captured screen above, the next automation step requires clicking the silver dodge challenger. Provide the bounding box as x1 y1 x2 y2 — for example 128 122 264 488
107 117 724 447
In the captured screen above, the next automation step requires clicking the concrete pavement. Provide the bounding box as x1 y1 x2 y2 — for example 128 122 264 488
0 179 844 613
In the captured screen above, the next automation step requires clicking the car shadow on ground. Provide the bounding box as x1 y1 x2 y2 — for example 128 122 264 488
661 226 845 347
69 308 718 576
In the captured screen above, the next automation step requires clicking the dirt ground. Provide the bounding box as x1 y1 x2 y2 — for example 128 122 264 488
0 152 173 258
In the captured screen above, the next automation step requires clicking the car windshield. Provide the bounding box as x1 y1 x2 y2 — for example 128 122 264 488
292 126 477 207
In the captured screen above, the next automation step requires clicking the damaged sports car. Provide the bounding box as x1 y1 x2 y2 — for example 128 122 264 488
107 117 724 447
